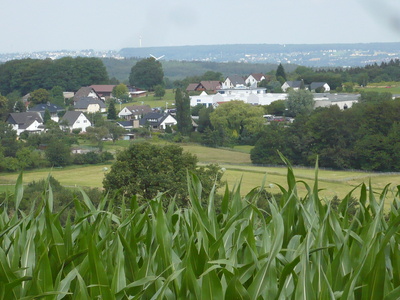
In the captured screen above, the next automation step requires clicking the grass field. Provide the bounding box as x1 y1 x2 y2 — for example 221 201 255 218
1 142 400 200
122 89 176 109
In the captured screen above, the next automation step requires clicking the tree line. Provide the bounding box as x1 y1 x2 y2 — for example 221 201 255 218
0 57 109 95
251 93 400 171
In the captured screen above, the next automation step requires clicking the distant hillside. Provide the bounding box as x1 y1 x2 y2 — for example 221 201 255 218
119 42 400 68
101 58 299 83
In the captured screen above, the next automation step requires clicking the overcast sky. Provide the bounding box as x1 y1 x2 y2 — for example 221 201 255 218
1 0 400 54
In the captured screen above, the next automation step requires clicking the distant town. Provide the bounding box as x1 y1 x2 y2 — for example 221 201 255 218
1 42 400 67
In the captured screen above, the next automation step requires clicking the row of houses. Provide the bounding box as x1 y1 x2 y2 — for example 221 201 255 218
186 74 330 93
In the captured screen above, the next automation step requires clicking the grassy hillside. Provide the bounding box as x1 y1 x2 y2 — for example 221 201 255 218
1 142 399 201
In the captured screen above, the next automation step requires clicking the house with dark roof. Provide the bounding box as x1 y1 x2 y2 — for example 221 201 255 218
74 97 106 113
310 82 330 92
139 112 177 130
6 112 45 135
73 87 103 103
90 85 116 99
118 105 152 120
60 111 91 132
29 102 65 122
116 119 140 130
281 81 303 92
222 75 246 89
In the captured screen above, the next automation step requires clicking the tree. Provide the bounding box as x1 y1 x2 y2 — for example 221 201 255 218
264 100 286 115
197 105 214 133
105 122 126 143
154 85 166 99
276 63 287 84
112 83 129 100
107 100 117 120
209 101 264 144
86 126 109 151
43 109 51 124
0 94 8 120
29 88 51 105
103 142 223 203
175 88 192 135
286 89 315 117
45 138 72 166
129 57 164 90
50 86 65 107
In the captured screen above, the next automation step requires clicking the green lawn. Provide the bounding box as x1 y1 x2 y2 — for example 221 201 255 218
122 89 176 109
356 82 400 94
1 142 399 200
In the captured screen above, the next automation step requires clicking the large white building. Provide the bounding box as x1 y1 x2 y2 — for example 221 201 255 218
190 89 287 107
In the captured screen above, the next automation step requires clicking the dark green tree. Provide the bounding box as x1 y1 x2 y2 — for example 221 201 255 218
107 100 117 120
154 85 166 99
29 88 51 105
50 86 65 107
103 142 223 203
105 122 126 143
129 57 164 90
86 126 109 151
45 138 72 166
43 109 51 124
275 63 287 84
175 88 192 135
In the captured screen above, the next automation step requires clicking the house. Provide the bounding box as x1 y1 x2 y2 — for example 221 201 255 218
197 81 222 92
90 85 116 100
6 112 45 135
29 102 65 122
116 119 140 131
222 75 246 89
118 105 152 120
186 83 199 92
61 111 91 132
73 87 103 103
310 82 330 92
128 86 147 98
74 97 107 113
281 81 303 92
245 73 266 88
139 112 177 130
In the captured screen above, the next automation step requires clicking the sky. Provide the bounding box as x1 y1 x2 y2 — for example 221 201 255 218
1 0 400 54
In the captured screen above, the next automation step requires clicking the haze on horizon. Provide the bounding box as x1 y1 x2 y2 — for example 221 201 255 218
0 0 399 54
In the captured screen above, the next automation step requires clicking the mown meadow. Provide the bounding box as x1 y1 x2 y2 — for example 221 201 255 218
1 158 400 299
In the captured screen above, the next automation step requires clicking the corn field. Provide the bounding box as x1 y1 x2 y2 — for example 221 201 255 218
1 159 400 299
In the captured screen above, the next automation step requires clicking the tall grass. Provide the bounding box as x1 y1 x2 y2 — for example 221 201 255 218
1 158 400 299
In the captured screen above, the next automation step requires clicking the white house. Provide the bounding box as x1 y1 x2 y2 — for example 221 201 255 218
245 73 266 88
222 75 246 89
310 82 330 92
190 89 286 107
61 111 91 132
74 98 106 113
6 112 45 135
118 105 152 120
281 81 303 92
139 112 177 130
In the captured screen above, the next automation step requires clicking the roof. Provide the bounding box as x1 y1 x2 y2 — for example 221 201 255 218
74 98 106 109
125 105 152 115
73 87 101 102
29 103 65 113
186 83 199 91
249 73 265 81
139 112 170 126
61 111 86 126
310 82 329 90
226 75 245 86
284 81 302 88
90 85 116 93
7 112 43 125
199 81 222 90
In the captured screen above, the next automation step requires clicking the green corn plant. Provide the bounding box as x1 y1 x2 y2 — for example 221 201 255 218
1 161 400 299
